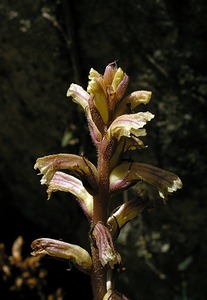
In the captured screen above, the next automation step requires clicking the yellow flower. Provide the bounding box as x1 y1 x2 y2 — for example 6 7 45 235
114 90 152 118
34 153 98 194
108 111 154 141
87 64 128 124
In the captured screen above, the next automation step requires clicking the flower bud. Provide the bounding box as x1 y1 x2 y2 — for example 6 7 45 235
107 200 147 238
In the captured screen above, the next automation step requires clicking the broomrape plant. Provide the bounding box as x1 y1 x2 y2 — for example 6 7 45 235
31 62 182 299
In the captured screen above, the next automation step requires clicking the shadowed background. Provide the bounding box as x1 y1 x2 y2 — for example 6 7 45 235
0 0 207 299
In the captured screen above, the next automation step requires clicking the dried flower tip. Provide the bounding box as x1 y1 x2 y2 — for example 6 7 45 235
92 222 121 269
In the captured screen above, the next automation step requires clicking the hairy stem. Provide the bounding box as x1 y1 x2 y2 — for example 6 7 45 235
90 134 111 299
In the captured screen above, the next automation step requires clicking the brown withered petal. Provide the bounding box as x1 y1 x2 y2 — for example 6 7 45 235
34 154 98 195
110 162 182 203
31 238 92 273
92 222 121 269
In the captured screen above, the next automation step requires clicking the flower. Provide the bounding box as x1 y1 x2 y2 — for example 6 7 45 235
107 200 147 238
87 64 128 124
110 162 182 203
34 154 98 217
114 90 152 118
31 238 92 274
108 111 154 141
46 171 93 218
92 222 121 269
34 153 98 195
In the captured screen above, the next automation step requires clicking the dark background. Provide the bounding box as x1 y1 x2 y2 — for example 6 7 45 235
0 0 207 299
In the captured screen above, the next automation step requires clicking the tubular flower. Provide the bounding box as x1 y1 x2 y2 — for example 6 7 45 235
110 163 182 203
46 171 93 218
34 154 98 195
107 200 147 238
67 84 102 145
92 222 122 269
31 238 92 274
66 83 89 111
114 90 152 118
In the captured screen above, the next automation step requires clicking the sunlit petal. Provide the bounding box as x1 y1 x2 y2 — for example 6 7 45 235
47 171 93 218
87 68 109 124
67 83 90 110
34 154 98 195
115 90 152 117
108 111 154 140
110 162 182 202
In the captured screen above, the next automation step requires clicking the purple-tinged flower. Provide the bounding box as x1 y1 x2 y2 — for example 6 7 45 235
31 238 92 274
110 163 182 203
34 154 98 195
107 200 147 238
46 171 93 218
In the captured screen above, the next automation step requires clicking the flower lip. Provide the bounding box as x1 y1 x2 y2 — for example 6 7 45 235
108 111 154 141
110 162 183 203
46 171 93 218
34 153 98 195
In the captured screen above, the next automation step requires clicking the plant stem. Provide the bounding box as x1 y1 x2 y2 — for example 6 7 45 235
90 134 111 299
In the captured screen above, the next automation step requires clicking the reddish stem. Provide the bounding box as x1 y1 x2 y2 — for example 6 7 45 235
90 134 111 299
